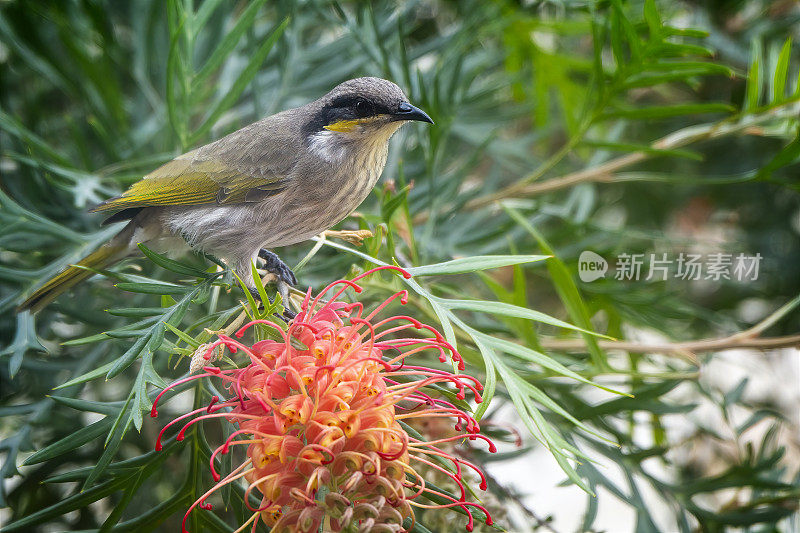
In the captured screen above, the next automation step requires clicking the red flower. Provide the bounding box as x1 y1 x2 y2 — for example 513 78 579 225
152 266 495 533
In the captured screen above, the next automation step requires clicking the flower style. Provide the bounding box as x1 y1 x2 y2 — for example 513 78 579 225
152 266 495 533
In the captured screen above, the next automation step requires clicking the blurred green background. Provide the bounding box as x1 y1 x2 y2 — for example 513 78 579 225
1 0 799 531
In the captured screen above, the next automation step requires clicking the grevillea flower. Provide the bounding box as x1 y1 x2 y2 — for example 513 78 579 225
152 266 495 533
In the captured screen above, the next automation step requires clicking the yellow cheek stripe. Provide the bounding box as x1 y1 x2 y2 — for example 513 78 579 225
323 115 388 132
324 119 360 132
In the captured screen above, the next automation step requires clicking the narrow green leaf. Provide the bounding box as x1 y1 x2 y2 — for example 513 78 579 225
115 281 192 295
1 478 125 531
609 5 626 71
165 11 188 146
505 207 608 370
192 0 269 90
251 260 271 312
193 0 226 30
106 307 167 318
643 0 661 38
23 419 112 465
54 361 116 389
441 298 611 338
745 40 763 111
662 26 708 38
406 255 549 276
580 140 703 161
190 17 288 143
650 42 714 58
1 311 46 377
472 338 496 420
772 38 792 103
600 103 734 120
137 243 210 277
622 63 732 88
163 321 201 349
591 18 606 100
234 271 260 320
99 472 142 532
88 405 133 488
107 332 152 379
757 129 800 180
645 61 733 75
479 333 606 389
48 396 123 416
614 0 641 62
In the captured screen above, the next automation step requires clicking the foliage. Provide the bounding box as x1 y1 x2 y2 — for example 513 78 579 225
1 0 799 531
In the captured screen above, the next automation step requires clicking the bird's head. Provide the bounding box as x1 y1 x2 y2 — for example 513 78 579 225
304 77 433 145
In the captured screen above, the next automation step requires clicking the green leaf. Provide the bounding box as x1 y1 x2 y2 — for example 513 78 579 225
0 110 70 166
137 243 210 277
250 260 271 313
106 307 167 318
1 311 46 377
772 38 792 103
441 298 612 337
600 103 734 120
23 419 112 465
505 206 609 370
115 281 192 295
165 8 188 146
54 361 116 389
643 0 661 38
406 255 549 276
758 127 800 179
193 0 226 30
478 333 608 390
472 338 497 421
580 140 703 161
106 330 153 378
2 478 126 531
48 396 123 416
190 17 288 143
192 0 270 90
745 40 763 111
163 321 202 349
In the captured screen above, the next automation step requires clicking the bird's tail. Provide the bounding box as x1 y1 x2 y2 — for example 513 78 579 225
18 242 128 313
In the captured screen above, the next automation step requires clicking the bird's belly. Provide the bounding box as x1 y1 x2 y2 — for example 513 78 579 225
263 177 374 247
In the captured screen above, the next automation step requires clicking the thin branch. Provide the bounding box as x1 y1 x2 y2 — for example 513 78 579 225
542 294 800 357
463 98 800 211
539 334 800 355
466 152 642 211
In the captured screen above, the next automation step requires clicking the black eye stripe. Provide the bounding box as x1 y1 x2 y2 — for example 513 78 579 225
326 96 389 117
305 94 397 136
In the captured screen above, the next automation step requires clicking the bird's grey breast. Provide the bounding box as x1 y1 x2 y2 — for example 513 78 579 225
276 133 389 238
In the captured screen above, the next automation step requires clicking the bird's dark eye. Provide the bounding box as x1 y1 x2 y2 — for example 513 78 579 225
353 98 373 117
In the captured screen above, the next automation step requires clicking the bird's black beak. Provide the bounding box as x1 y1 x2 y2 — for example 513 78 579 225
393 102 434 124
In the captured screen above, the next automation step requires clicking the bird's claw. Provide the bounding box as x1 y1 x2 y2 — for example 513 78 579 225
258 249 297 287
254 249 298 322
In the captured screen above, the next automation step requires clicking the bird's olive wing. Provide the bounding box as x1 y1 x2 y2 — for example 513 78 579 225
91 153 288 213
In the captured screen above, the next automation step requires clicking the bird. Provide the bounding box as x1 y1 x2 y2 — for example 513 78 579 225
18 77 433 313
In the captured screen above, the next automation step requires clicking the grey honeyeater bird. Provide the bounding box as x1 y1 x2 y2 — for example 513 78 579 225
18 77 433 313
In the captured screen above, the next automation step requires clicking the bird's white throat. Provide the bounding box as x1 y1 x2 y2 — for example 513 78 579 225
308 130 350 163
308 122 404 164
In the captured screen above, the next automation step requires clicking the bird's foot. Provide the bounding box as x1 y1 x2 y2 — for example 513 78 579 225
258 249 298 286
255 249 298 322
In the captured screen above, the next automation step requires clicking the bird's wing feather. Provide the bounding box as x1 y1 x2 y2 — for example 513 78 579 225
91 151 288 213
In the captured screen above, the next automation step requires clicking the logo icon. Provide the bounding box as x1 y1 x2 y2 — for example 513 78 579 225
578 251 607 282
